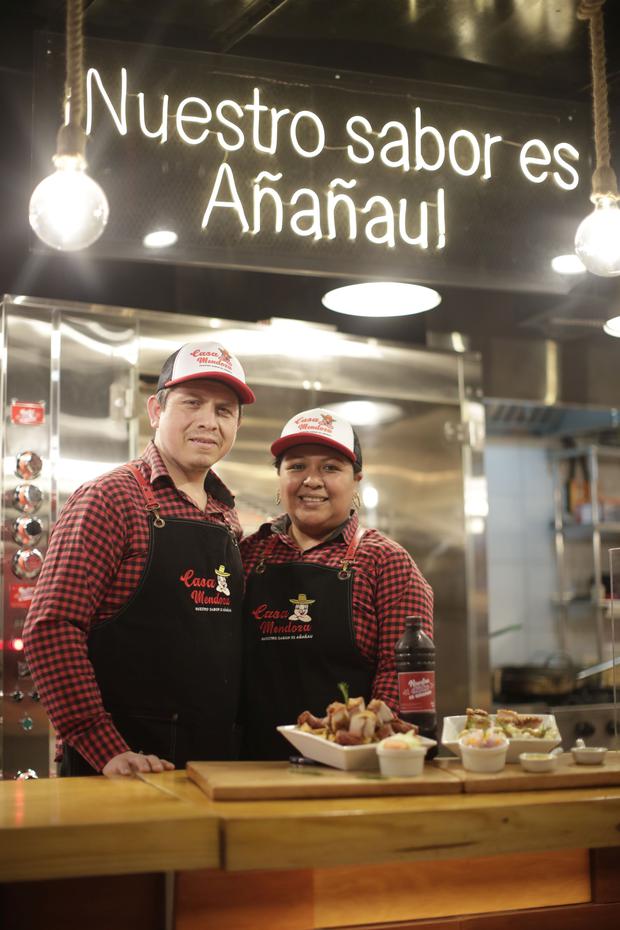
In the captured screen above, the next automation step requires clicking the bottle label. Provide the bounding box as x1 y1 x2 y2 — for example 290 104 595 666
397 671 436 713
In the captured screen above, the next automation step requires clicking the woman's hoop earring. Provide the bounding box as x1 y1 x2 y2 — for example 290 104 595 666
352 491 362 511
275 489 281 505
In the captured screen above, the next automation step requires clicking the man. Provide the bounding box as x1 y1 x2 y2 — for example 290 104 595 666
23 341 255 777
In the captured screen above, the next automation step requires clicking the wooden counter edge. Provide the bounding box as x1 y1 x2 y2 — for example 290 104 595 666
220 790 620 871
0 813 221 882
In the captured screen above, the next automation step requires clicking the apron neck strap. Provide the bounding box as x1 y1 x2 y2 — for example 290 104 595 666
125 463 165 527
254 521 365 577
338 523 365 579
344 523 365 562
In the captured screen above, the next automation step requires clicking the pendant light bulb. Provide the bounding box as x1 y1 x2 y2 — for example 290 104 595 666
574 195 620 277
29 153 109 251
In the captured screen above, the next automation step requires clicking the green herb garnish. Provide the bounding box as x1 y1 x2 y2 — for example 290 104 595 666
338 681 350 704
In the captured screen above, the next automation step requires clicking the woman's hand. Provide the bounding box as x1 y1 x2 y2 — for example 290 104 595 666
102 751 175 777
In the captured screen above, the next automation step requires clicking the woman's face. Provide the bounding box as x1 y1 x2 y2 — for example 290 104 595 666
279 443 361 539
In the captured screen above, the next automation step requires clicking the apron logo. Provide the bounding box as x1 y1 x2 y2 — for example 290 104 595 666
179 565 232 612
215 564 231 596
252 592 316 641
288 592 315 622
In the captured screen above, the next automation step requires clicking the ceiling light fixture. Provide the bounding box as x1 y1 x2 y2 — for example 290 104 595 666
603 315 620 337
322 282 441 317
551 254 586 275
574 0 620 277
143 230 178 249
29 0 109 251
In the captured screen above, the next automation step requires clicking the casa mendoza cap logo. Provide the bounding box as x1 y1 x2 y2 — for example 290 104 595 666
157 341 255 404
271 407 359 464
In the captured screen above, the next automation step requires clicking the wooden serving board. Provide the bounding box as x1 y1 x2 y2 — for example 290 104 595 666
186 760 462 800
437 751 620 793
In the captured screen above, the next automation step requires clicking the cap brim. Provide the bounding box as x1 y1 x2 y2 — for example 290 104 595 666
271 432 356 462
164 371 255 404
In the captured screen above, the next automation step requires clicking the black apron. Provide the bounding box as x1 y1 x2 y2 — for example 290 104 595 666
61 464 243 776
242 525 373 760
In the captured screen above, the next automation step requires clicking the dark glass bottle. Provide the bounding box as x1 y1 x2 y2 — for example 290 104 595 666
394 616 437 744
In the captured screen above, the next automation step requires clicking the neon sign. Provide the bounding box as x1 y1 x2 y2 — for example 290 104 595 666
32 35 587 290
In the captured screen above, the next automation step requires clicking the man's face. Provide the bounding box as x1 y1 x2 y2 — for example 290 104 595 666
147 380 240 480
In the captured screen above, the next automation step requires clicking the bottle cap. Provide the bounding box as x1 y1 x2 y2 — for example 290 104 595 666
404 615 424 628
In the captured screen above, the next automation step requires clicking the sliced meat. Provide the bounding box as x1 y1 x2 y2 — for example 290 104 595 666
349 710 378 740
334 730 363 746
297 710 326 730
367 699 395 724
326 701 350 731
391 717 418 734
347 696 366 718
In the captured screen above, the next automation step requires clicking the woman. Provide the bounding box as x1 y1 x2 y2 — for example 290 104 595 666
240 407 433 760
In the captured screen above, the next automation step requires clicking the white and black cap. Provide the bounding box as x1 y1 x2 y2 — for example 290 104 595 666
156 341 255 404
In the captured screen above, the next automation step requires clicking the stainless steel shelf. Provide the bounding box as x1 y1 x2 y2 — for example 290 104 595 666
558 521 620 537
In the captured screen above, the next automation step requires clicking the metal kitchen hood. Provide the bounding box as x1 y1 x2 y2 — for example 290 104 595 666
485 400 620 438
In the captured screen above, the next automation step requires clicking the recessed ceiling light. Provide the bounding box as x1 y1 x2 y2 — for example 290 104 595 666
143 229 178 249
603 315 620 337
322 282 441 317
326 400 402 426
551 254 586 275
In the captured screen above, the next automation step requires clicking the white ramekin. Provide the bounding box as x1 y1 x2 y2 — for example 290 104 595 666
459 741 508 773
376 744 428 777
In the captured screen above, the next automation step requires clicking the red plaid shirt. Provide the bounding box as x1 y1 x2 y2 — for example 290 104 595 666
23 441 242 772
240 513 433 712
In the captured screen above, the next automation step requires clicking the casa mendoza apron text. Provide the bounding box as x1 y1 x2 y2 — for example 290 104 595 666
243 525 374 760
61 464 243 775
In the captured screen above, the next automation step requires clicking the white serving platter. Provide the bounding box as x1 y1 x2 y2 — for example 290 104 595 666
441 714 561 763
278 725 437 771
277 725 380 770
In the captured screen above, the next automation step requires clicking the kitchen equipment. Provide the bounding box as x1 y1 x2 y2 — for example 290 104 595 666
493 655 581 699
187 760 461 800
15 451 42 481
12 516 43 547
552 702 619 748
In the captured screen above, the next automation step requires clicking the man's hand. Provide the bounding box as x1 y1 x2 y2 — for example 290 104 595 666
102 751 175 777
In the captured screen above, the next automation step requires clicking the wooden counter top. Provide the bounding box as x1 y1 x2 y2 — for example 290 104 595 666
0 772 218 882
1 769 620 881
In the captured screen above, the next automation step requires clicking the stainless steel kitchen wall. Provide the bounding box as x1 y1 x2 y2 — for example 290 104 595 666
1 296 488 777
0 296 137 778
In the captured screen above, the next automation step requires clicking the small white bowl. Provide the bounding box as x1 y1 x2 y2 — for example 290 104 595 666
376 739 436 777
519 751 560 773
571 746 607 766
459 741 508 773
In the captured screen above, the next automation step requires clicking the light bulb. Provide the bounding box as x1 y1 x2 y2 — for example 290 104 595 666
574 196 620 277
29 154 109 251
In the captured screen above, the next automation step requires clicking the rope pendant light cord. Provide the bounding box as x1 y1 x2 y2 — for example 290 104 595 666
57 0 86 158
577 0 618 198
